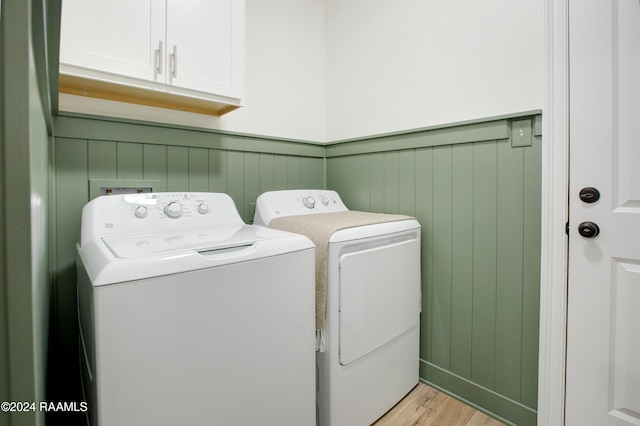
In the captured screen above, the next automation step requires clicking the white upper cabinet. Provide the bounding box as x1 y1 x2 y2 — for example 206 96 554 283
166 0 243 99
59 0 244 115
59 0 165 82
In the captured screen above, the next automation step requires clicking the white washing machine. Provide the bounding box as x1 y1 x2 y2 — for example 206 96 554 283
254 190 421 426
76 192 316 426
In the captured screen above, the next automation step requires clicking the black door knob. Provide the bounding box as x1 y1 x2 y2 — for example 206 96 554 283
579 187 600 203
578 221 600 238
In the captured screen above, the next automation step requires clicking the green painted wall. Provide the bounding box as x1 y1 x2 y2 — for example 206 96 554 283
326 115 542 426
1 1 57 425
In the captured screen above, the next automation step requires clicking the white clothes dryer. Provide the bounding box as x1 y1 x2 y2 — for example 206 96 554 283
254 190 421 426
76 192 315 426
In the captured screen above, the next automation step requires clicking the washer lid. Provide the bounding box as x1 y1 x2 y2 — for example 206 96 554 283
78 224 314 286
102 224 252 258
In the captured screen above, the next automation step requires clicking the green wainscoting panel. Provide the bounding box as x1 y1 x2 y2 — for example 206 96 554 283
415 148 434 362
88 140 116 179
54 115 326 157
431 146 453 369
1 2 57 425
472 141 499 390
399 150 417 216
167 146 189 191
521 135 542 409
325 110 541 157
117 142 144 179
144 144 169 191
326 116 541 426
451 144 474 378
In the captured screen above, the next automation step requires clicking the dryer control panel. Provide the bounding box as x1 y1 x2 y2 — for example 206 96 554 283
80 192 244 248
253 189 348 226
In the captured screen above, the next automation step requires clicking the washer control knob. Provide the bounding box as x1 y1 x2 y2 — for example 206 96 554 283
320 196 329 206
134 205 148 218
303 196 316 209
197 203 210 214
164 202 183 218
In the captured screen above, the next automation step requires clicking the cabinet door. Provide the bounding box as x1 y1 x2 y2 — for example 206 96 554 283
165 0 244 99
60 0 166 82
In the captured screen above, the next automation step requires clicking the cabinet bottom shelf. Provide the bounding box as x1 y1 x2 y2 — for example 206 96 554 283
58 74 240 116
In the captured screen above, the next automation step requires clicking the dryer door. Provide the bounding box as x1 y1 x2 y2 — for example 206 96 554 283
338 237 420 365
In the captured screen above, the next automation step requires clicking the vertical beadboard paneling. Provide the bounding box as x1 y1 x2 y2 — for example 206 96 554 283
287 156 302 189
383 151 399 214
143 144 168 191
88 140 116 179
369 153 385 212
54 138 88 351
471 141 498 390
208 149 227 193
521 136 542 407
398 150 416 216
450 143 474 378
430 145 453 369
226 151 245 218
495 139 525 400
259 153 276 194
326 156 348 204
167 146 189 191
188 148 209 192
273 155 289 190
243 153 260 222
415 147 434 361
117 142 143 179
349 155 371 211
300 157 324 190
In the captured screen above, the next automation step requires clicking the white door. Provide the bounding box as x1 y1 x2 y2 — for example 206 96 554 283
59 0 165 82
566 1 640 425
165 0 244 98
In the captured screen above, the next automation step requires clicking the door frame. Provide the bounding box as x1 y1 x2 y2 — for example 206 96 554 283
538 0 569 424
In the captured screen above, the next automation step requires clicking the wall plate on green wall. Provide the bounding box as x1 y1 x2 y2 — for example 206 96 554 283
511 118 533 148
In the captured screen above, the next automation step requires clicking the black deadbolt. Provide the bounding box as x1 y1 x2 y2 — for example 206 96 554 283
578 221 600 238
579 187 600 203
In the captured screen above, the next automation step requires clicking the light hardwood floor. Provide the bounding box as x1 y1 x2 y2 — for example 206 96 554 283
373 382 505 426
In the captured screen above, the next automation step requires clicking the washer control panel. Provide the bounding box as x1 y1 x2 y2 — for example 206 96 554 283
80 192 244 247
123 193 219 221
126 194 221 222
253 190 348 226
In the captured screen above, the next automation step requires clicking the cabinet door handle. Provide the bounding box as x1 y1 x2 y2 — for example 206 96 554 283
155 41 163 75
170 45 178 78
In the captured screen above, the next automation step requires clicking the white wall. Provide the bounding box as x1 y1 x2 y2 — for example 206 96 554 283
220 0 325 141
58 0 543 143
59 0 327 142
325 0 544 141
